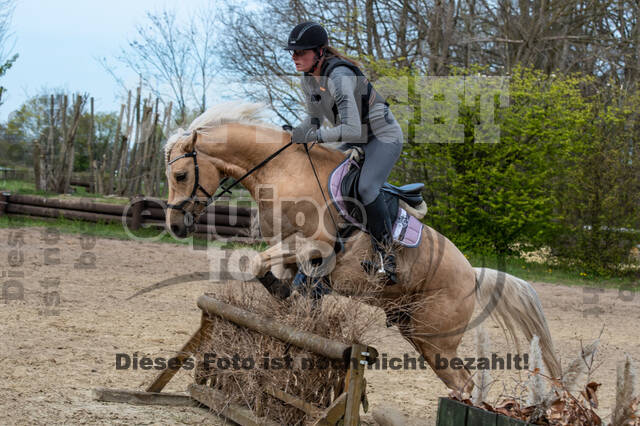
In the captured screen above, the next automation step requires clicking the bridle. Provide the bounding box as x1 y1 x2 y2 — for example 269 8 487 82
165 131 294 217
166 149 219 214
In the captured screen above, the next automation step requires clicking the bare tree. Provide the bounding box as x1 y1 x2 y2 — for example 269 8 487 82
216 0 640 116
0 0 15 58
116 3 221 124
96 82 170 198
0 0 18 106
216 0 468 120
218 2 302 123
55 94 87 193
119 9 191 124
188 5 219 113
21 92 86 193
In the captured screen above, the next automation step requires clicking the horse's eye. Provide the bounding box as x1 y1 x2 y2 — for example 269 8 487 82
175 172 187 182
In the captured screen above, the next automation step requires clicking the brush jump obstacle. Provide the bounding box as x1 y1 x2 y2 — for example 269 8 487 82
94 294 378 425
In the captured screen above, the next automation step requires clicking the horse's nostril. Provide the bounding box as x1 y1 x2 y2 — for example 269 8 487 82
170 223 186 238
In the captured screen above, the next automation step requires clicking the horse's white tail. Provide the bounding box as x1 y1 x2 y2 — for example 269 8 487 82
474 267 561 378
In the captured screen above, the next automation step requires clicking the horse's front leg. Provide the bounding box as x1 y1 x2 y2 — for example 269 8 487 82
250 234 299 277
251 235 336 300
250 234 299 299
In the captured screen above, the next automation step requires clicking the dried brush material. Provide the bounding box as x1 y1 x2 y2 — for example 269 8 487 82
472 326 493 405
194 283 378 425
562 339 599 395
526 335 548 406
612 354 639 426
448 332 616 425
450 379 603 425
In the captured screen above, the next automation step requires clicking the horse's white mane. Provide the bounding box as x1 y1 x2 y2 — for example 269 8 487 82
164 101 279 162
189 101 277 131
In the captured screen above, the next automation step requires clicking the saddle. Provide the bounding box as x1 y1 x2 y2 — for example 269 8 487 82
328 158 425 248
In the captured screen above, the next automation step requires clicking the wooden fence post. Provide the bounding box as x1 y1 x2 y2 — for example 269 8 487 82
344 343 367 426
0 192 9 217
131 197 144 231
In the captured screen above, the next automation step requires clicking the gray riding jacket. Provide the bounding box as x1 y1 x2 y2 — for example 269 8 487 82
297 64 398 148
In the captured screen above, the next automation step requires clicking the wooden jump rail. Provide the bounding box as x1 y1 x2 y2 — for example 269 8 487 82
93 295 378 426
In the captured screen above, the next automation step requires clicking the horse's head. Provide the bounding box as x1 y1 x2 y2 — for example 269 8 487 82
165 129 224 238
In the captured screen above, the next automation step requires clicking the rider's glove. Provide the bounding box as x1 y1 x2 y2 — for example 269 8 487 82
291 126 321 144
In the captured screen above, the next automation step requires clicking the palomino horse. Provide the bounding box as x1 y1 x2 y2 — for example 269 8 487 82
164 102 561 393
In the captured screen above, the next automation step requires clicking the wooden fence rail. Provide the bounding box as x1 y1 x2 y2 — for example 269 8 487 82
196 295 351 361
0 191 260 242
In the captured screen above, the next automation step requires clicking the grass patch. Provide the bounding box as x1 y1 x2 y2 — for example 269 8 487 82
0 180 130 205
466 251 640 290
0 214 266 251
0 179 49 196
63 186 130 204
0 179 256 206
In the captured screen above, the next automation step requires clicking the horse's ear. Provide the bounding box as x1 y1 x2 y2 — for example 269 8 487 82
182 131 197 152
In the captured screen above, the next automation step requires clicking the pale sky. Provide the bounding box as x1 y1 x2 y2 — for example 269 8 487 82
0 0 220 121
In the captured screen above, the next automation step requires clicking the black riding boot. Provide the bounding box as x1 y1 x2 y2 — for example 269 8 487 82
362 193 397 284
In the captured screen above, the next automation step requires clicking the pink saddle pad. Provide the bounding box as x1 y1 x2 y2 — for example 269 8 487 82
328 158 423 248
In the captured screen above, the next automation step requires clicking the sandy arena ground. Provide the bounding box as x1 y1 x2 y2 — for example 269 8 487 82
1 227 639 425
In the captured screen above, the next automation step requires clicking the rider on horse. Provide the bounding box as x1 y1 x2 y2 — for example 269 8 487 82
285 22 404 285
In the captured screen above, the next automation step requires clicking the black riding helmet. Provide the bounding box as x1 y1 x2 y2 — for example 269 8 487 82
285 22 328 74
284 22 328 51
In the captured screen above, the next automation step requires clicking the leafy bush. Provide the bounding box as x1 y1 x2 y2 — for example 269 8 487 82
371 63 639 271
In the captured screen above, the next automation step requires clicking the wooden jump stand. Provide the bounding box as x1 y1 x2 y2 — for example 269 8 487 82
94 294 378 426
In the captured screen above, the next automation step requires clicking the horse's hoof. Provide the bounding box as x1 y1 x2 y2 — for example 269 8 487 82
257 271 291 300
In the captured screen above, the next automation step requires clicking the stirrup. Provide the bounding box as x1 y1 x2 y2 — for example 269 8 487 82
361 250 397 285
376 251 385 274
